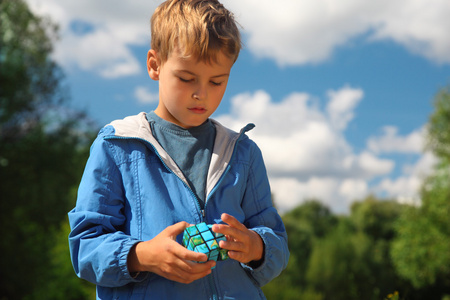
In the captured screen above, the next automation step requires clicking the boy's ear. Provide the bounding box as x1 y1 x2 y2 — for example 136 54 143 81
147 49 160 80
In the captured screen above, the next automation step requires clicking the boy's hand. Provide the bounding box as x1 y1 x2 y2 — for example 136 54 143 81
212 213 264 265
128 222 216 284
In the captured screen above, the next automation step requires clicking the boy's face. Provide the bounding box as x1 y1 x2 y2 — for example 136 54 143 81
148 48 234 129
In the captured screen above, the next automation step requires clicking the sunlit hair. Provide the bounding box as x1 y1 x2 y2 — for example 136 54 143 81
151 0 242 64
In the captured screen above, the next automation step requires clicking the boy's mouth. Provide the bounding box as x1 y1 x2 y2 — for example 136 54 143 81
188 107 207 114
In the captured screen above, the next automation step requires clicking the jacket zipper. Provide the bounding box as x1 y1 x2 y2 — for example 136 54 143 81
203 132 247 300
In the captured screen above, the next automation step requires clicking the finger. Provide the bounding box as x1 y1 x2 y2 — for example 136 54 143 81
185 260 216 273
178 260 216 282
175 258 215 274
175 263 215 284
227 250 246 262
219 239 245 252
220 213 247 230
163 261 215 284
164 221 190 238
176 246 209 263
212 223 243 241
163 252 216 283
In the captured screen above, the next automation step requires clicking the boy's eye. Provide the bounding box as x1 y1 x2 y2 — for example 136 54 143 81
177 76 222 86
179 77 193 83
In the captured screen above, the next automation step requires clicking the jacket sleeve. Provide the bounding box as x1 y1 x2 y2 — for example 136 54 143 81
68 127 145 287
240 141 290 286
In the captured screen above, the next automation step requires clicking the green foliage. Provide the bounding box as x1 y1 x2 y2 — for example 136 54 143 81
30 219 96 299
264 198 420 300
391 87 450 296
427 87 450 160
263 200 332 299
391 159 450 289
284 200 338 238
306 223 362 299
306 199 406 300
0 0 61 128
351 195 403 240
0 0 96 298
284 200 336 285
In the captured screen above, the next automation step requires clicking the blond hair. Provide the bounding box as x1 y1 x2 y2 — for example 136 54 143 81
151 0 241 64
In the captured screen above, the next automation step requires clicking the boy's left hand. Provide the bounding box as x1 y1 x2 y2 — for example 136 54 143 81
212 213 264 264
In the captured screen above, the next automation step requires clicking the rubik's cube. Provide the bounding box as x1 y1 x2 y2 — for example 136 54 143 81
182 222 229 262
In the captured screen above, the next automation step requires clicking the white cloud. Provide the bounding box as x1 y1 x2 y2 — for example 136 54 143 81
369 0 450 64
26 0 450 77
26 0 157 78
356 151 394 177
326 86 363 131
403 151 436 176
134 86 159 104
216 87 395 213
270 176 369 214
374 151 437 204
224 0 450 66
376 176 422 205
216 88 434 213
367 126 425 154
339 179 369 204
59 29 141 78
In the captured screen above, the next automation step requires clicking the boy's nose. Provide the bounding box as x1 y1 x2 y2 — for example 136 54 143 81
193 84 207 100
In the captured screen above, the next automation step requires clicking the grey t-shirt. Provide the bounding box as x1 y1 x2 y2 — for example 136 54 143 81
146 111 216 207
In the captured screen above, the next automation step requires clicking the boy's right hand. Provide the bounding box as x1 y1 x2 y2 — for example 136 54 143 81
127 221 216 284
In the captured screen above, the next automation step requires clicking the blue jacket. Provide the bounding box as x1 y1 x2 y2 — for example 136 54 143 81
68 112 289 299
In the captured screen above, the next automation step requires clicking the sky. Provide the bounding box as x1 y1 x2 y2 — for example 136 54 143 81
26 0 450 214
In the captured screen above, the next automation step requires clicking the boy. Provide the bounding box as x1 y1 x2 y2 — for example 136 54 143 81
68 0 289 299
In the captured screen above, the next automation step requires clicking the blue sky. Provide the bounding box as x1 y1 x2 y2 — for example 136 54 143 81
27 0 450 213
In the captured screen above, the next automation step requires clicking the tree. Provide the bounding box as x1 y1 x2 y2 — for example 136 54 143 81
0 0 95 298
306 221 368 300
427 88 450 161
391 87 450 298
263 200 337 299
351 195 403 241
350 197 412 299
304 197 409 300
264 194 445 300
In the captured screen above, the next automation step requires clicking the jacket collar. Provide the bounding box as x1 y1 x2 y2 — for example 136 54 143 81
107 112 254 197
